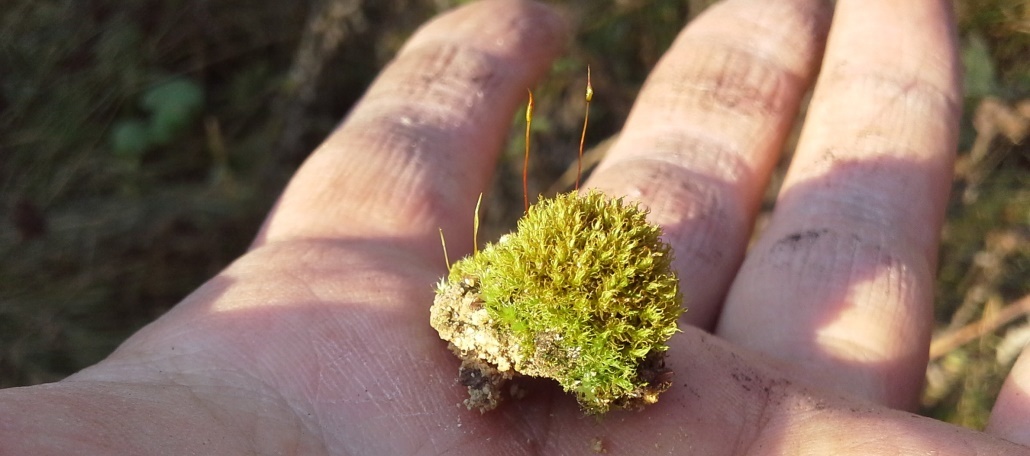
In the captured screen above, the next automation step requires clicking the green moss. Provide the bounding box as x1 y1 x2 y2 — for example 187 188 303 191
431 190 683 414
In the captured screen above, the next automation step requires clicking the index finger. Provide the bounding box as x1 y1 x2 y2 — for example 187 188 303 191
255 0 566 261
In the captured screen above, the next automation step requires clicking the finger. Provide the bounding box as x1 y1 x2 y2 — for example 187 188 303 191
717 0 961 409
988 330 1030 445
256 0 566 259
586 0 833 328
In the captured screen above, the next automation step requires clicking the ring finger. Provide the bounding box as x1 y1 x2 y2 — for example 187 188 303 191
716 0 961 409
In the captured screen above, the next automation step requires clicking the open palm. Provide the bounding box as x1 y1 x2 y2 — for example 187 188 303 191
3 0 1029 454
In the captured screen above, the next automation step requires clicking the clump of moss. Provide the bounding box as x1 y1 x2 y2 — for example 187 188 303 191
430 190 683 415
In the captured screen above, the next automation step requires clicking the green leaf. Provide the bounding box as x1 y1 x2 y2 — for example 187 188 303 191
111 119 152 157
962 32 998 99
141 78 205 145
141 78 204 114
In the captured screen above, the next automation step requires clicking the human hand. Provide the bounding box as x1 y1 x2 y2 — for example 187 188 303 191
2 0 1028 454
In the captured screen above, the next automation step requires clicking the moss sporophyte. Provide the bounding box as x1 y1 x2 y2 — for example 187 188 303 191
430 191 684 415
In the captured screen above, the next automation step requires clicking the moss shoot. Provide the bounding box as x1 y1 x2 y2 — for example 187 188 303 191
430 190 683 415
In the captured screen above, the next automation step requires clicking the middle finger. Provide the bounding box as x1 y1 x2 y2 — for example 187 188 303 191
587 0 833 328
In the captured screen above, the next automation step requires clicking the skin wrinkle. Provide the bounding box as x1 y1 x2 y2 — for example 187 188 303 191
148 242 435 454
658 178 730 265
753 384 806 453
822 410 979 455
259 257 455 454
603 6 820 177
779 167 940 269
538 405 562 455
703 45 787 118
821 60 961 117
756 226 930 405
805 67 960 165
365 44 500 113
504 392 549 454
689 0 831 76
633 44 799 127
768 229 894 323
214 389 294 452
620 128 754 185
728 367 791 455
248 326 334 431
504 381 564 456
608 162 734 263
759 383 917 454
309 349 334 456
78 326 252 394
811 103 956 169
784 150 944 255
260 2 565 250
317 334 425 452
839 265 926 405
643 2 828 123
593 130 753 243
323 47 507 235
118 262 348 450
105 379 315 454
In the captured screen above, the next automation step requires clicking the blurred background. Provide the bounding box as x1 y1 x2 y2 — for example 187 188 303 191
1 0 1027 429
